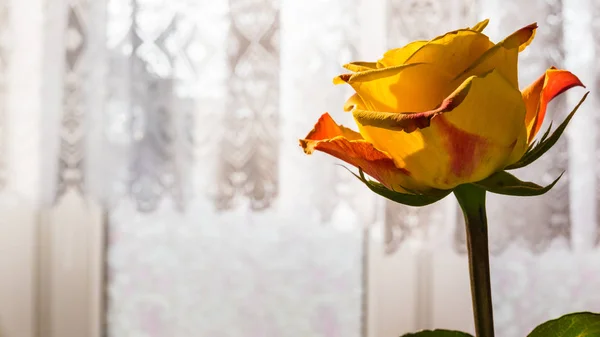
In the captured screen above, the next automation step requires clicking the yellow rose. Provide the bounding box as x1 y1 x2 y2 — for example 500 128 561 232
299 19 584 194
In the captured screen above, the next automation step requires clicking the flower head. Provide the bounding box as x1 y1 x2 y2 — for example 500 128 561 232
300 19 587 204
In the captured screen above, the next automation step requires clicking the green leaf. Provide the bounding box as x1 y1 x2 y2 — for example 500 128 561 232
400 330 473 337
506 92 588 170
341 165 450 206
473 170 562 196
528 312 600 337
358 169 451 206
538 120 554 144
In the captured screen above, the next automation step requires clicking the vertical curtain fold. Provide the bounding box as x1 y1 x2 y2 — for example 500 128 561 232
217 0 280 211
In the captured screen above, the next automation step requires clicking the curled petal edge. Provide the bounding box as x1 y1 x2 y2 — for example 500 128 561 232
525 67 585 142
299 113 420 193
351 74 473 133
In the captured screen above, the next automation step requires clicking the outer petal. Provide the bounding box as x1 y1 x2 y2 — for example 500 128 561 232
505 123 528 166
352 69 526 190
470 19 489 33
522 67 585 143
377 40 428 67
343 62 377 72
299 113 423 193
343 93 367 112
454 23 537 89
334 63 454 113
403 27 494 78
376 19 490 68
302 112 363 142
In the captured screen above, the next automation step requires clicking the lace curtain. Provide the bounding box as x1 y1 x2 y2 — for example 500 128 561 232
0 0 598 336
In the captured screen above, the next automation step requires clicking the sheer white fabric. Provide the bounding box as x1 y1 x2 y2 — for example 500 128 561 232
0 0 598 336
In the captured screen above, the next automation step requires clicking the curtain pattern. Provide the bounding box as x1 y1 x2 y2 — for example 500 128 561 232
104 0 365 336
105 0 199 211
57 0 88 199
218 0 280 211
0 0 598 336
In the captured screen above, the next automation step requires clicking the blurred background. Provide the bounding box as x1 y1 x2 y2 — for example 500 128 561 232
0 0 599 336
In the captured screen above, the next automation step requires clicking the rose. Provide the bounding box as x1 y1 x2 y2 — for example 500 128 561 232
300 19 594 337
299 19 584 195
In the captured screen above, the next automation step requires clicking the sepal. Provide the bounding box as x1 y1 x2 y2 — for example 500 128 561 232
473 170 562 196
344 166 451 207
506 92 588 170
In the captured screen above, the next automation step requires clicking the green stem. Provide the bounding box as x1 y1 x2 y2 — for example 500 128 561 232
454 184 494 337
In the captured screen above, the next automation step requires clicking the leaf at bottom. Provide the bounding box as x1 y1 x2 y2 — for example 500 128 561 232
400 330 474 337
528 312 600 337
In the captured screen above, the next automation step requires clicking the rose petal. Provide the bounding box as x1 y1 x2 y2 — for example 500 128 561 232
403 27 494 79
299 113 422 193
505 123 528 166
343 62 377 72
351 79 471 133
454 22 537 89
377 40 428 67
470 19 490 33
343 94 367 112
334 63 453 113
352 69 525 189
523 67 584 143
376 19 490 68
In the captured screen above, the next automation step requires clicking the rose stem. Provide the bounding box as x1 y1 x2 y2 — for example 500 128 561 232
454 184 494 337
